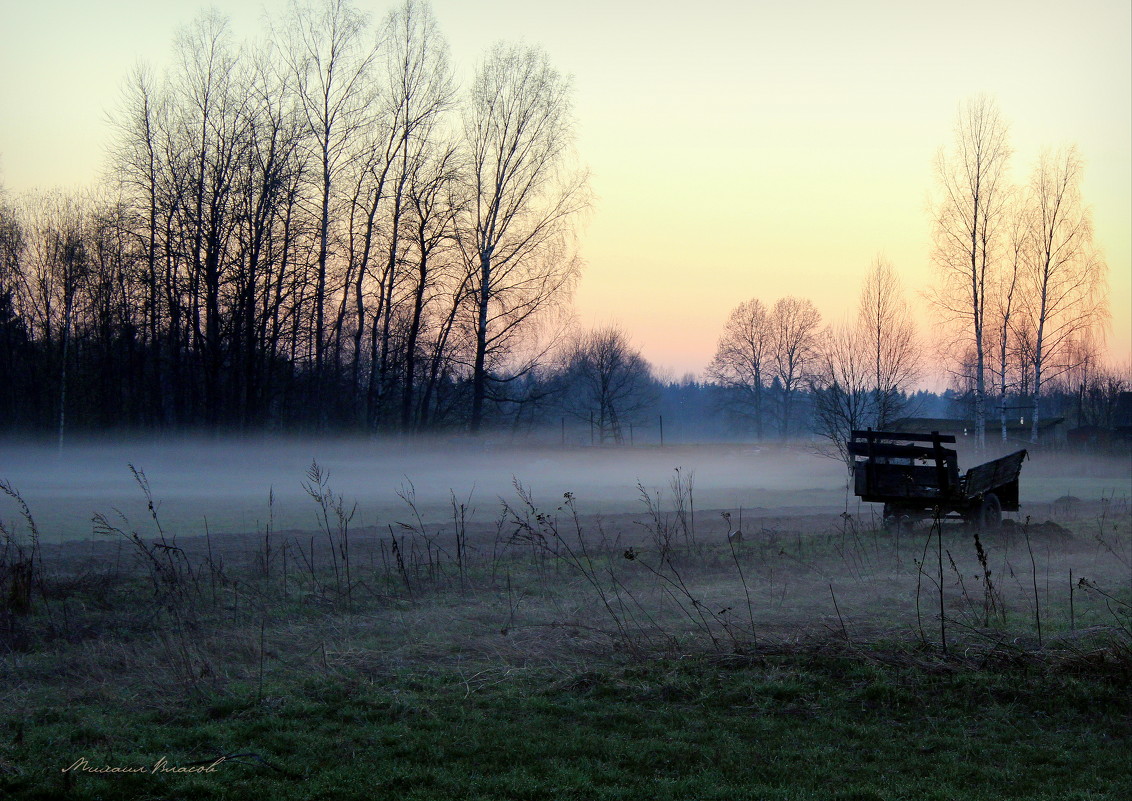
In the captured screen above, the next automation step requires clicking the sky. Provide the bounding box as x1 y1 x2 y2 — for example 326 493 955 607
1 0 1128 384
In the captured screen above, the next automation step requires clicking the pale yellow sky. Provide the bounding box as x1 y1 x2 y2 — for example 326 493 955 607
1 0 1128 381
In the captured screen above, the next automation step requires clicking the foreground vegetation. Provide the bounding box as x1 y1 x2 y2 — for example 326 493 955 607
1 471 1129 799
5 649 1130 801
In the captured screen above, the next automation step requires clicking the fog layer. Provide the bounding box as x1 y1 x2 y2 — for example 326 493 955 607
1 437 1127 542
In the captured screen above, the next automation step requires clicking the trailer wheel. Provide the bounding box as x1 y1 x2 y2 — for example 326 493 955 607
882 506 913 533
977 493 1002 531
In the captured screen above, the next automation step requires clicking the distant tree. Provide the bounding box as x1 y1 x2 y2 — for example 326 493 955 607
1080 367 1129 431
230 48 311 429
350 0 456 427
940 350 967 413
107 9 324 429
558 324 656 444
708 295 820 438
812 258 920 464
810 321 871 467
857 257 919 428
769 296 821 437
929 95 1012 450
1051 336 1111 428
707 298 772 438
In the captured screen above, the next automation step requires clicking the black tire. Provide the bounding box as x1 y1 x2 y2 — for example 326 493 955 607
979 493 1002 531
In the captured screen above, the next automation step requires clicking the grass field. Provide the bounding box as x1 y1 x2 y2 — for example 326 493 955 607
1 445 1129 799
7 650 1130 800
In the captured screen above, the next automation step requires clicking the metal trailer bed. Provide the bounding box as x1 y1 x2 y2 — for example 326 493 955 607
847 429 1028 529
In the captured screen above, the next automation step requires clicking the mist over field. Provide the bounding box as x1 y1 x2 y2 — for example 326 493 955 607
3 434 1130 799
1 436 1128 544
0 438 835 542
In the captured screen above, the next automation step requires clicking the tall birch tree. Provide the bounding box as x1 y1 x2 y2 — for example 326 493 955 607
929 95 1011 450
1020 146 1107 443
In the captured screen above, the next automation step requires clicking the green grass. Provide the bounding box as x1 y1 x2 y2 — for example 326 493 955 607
3 653 1130 800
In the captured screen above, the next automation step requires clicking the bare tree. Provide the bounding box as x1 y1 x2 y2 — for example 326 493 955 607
10 191 91 445
109 60 198 425
559 324 656 444
770 296 821 437
110 65 166 412
0 195 27 426
857 257 919 428
989 191 1029 443
460 42 589 432
366 0 455 426
1019 146 1108 443
278 0 381 405
929 95 1012 450
1075 361 1129 431
810 320 872 467
169 11 257 425
707 298 772 438
230 46 310 429
0 193 23 310
812 260 919 465
400 143 461 430
1053 335 1110 428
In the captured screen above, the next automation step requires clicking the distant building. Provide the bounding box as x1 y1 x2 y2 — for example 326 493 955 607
886 416 1066 444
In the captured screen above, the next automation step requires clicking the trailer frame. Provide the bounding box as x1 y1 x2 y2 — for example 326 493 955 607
848 429 1027 529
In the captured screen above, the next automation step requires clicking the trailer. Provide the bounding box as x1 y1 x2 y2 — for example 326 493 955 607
848 429 1027 530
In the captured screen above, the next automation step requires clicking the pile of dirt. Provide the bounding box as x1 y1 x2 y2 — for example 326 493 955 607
1001 518 1073 539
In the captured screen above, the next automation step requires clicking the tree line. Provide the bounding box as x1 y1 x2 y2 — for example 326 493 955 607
0 0 586 438
0 20 1120 446
703 259 922 461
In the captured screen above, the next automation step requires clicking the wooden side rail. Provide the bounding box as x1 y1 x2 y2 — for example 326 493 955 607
846 441 958 463
850 429 957 444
